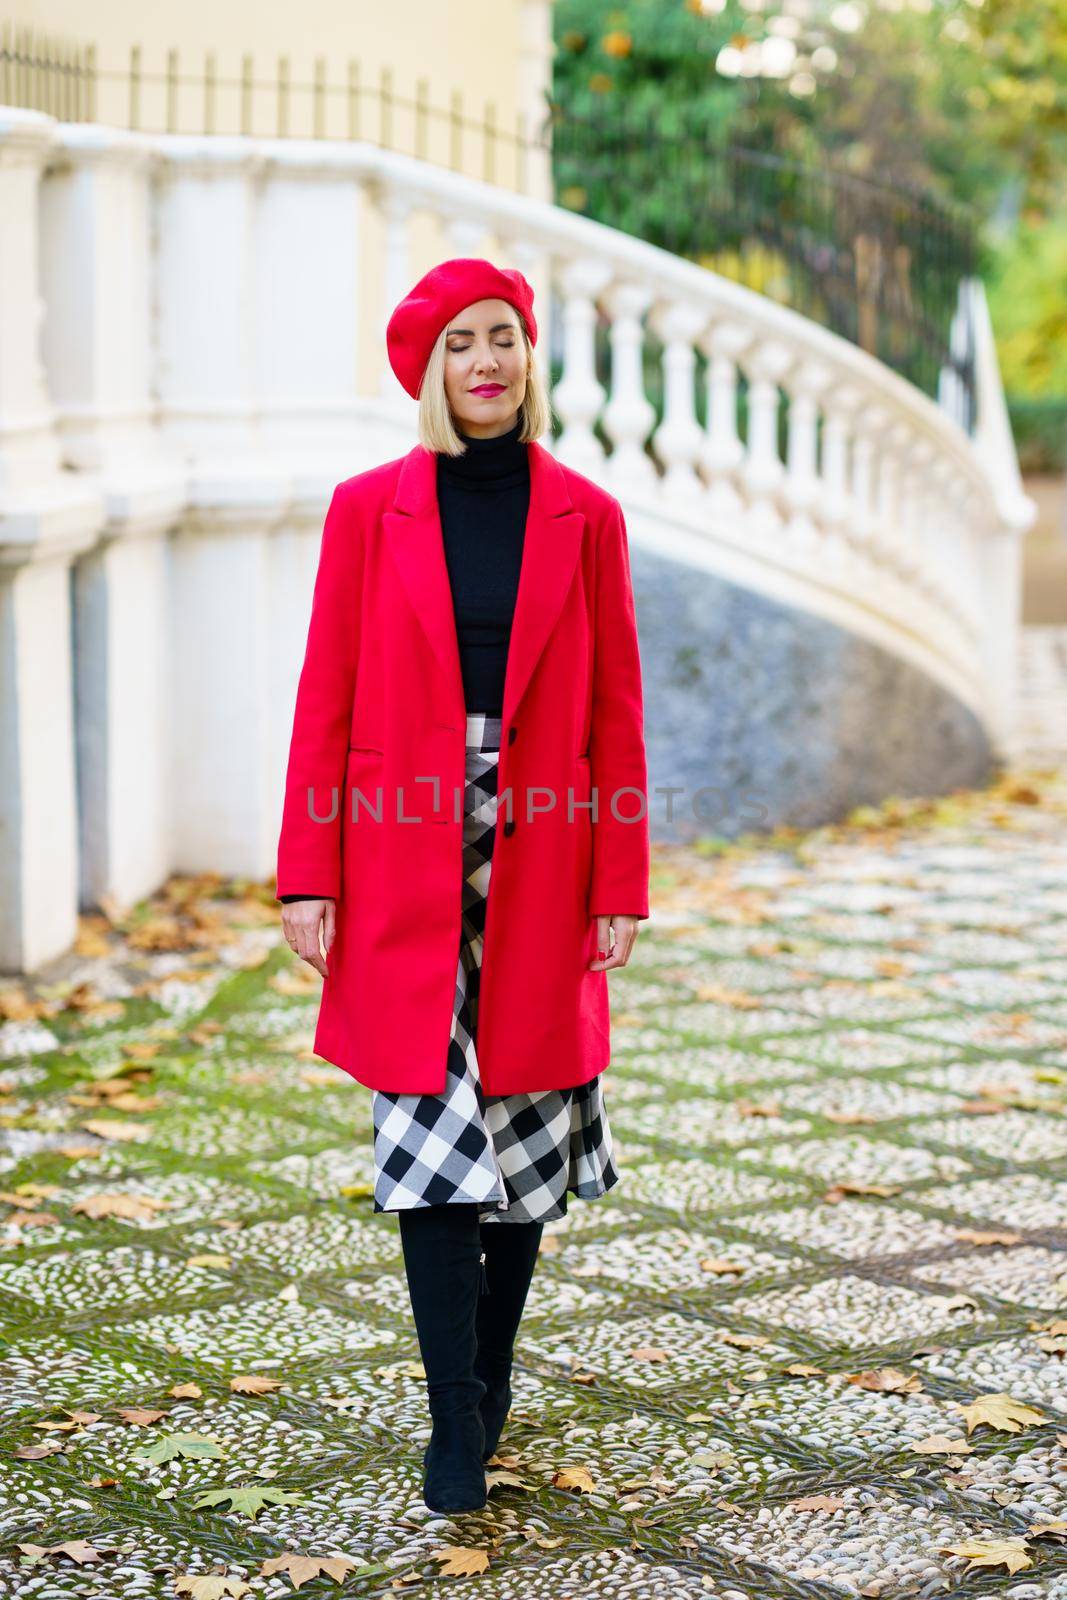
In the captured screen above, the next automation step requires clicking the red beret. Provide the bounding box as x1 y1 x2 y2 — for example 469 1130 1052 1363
386 257 538 401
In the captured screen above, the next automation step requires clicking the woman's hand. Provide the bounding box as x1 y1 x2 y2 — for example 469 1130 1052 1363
281 898 336 978
588 914 639 971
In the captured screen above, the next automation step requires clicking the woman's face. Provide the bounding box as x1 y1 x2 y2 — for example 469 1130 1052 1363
443 298 528 439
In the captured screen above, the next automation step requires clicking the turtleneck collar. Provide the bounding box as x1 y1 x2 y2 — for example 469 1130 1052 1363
437 418 528 486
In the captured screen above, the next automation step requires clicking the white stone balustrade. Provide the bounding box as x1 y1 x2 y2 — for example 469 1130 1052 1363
0 106 1034 976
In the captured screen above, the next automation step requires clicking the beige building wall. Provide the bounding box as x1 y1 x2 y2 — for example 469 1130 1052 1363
6 0 557 398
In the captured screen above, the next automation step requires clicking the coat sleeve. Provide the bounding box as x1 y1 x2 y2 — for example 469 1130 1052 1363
587 497 651 921
275 481 363 902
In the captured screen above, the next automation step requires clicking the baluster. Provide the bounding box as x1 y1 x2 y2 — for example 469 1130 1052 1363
697 320 749 527
849 402 888 607
600 279 656 495
782 358 831 569
820 383 861 582
647 298 709 510
907 437 939 598
552 255 612 473
924 454 959 619
889 421 922 582
872 415 901 575
739 338 793 541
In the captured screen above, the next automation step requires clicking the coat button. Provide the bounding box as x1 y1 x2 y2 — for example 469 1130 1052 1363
508 726 517 745
502 818 516 837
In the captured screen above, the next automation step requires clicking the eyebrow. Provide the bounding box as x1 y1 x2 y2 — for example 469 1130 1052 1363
446 322 517 336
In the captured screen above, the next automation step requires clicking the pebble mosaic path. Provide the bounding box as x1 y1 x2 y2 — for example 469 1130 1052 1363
0 768 1065 1598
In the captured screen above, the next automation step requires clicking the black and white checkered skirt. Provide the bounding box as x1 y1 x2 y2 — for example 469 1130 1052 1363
371 711 619 1224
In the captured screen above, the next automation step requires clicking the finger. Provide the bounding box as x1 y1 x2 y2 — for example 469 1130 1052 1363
295 923 328 978
588 914 613 970
322 901 336 953
602 922 637 970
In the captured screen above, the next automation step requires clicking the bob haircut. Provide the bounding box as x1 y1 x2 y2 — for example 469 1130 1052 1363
416 306 553 455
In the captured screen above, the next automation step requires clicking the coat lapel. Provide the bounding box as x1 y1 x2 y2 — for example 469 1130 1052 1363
383 436 586 730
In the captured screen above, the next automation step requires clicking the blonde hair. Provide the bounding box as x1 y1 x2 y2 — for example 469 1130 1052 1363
416 308 553 455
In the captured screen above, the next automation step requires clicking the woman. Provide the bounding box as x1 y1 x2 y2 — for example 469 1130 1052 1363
276 258 650 1515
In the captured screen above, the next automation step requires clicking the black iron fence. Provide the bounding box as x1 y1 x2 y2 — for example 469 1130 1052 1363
1 23 978 427
551 108 978 426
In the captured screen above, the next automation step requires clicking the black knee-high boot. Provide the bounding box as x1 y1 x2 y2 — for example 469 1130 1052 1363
474 1218 544 1462
398 1203 488 1513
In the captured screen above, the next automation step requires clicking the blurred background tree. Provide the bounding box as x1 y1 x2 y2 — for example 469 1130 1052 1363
552 0 1067 472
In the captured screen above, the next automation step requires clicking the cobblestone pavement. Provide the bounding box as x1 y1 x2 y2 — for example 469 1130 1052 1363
1 769 1066 1599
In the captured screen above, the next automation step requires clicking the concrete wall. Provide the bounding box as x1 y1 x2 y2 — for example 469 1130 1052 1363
633 545 994 844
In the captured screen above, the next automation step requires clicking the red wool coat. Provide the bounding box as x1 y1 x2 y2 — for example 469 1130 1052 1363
275 436 650 1094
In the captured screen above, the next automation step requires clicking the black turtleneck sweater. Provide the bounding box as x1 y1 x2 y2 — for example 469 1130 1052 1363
279 418 530 903
437 416 530 717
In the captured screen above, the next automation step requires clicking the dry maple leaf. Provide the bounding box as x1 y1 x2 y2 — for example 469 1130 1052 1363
554 1464 596 1493
845 1367 923 1394
630 1347 672 1363
431 1546 491 1576
910 1434 973 1455
694 984 761 1009
0 987 47 1021
169 1383 203 1399
71 1194 173 1221
174 1577 251 1599
115 1407 166 1426
187 1254 233 1270
57 982 120 1015
186 1023 224 1044
126 917 189 951
783 1363 825 1377
0 1191 48 1209
698 1257 746 1275
259 1553 359 1588
79 1120 150 1143
953 1228 1024 1246
103 1092 164 1112
822 1181 900 1203
229 1375 285 1395
943 1292 981 1312
32 1411 102 1431
789 1493 846 1512
485 1466 531 1490
938 1536 1032 1573
718 1330 768 1349
16 1540 107 1564
954 1393 1047 1435
736 1101 781 1117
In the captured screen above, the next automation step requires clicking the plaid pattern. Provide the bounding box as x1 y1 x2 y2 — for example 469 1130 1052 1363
371 711 619 1224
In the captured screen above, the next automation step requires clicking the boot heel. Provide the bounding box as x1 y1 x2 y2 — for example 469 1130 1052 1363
423 1409 488 1512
